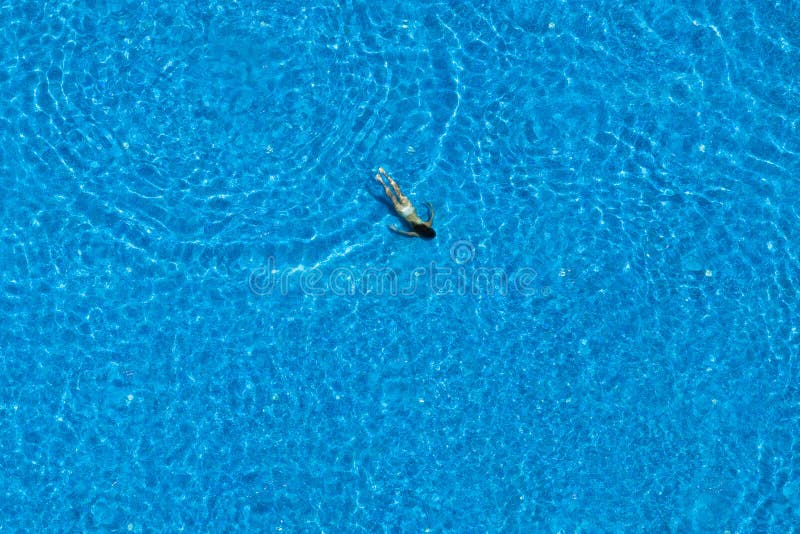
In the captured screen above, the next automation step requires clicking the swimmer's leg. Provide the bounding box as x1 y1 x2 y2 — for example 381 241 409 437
375 174 399 204
379 167 409 204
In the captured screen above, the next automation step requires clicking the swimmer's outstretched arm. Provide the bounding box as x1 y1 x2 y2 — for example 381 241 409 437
423 202 434 225
389 225 419 238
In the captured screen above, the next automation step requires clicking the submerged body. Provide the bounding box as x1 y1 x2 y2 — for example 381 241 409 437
375 167 436 239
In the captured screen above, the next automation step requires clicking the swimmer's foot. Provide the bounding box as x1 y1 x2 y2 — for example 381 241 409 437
379 167 397 185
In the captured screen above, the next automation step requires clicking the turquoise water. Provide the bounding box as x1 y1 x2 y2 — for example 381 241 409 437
2 0 799 531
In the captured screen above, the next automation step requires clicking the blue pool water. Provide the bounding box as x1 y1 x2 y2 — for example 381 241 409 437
2 0 799 531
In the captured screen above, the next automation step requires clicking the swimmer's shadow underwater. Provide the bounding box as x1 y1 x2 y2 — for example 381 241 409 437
368 167 436 239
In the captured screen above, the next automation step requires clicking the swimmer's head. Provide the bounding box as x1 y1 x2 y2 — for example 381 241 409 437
413 224 436 239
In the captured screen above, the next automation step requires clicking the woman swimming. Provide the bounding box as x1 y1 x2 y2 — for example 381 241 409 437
375 167 436 239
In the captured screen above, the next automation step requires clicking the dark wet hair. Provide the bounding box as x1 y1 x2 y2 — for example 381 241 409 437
413 223 436 239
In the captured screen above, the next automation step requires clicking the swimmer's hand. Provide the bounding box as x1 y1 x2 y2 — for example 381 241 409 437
423 201 434 224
